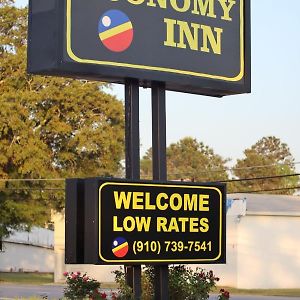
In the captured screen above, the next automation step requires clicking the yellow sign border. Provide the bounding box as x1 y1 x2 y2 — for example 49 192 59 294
98 182 224 263
66 0 244 82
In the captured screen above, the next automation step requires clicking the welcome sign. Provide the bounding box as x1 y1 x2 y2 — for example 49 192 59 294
28 0 250 96
80 179 226 265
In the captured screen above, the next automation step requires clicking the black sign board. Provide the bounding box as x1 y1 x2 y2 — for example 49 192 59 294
28 0 250 96
66 178 226 265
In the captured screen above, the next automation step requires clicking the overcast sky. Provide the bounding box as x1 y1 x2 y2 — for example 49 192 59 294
17 0 300 172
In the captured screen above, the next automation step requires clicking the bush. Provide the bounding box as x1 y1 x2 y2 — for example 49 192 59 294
112 265 229 300
63 271 101 299
218 289 230 300
112 268 134 300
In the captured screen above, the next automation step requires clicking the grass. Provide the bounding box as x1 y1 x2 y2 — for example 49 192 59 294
0 272 54 284
215 286 300 297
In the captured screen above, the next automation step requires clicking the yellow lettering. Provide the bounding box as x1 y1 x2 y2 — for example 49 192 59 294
192 0 216 18
168 217 180 232
218 0 236 21
157 193 169 210
199 194 209 211
132 192 144 209
145 192 155 210
127 0 144 5
164 18 177 47
200 217 209 232
114 191 132 209
113 216 123 232
184 194 198 211
178 217 189 232
169 193 183 211
170 0 190 12
157 217 168 232
147 0 167 8
123 216 136 232
177 20 200 51
189 218 199 232
200 25 223 54
136 216 151 232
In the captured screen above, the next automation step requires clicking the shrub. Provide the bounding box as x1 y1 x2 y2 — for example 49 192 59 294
112 268 134 300
63 271 101 299
112 265 228 300
218 289 230 300
157 265 219 300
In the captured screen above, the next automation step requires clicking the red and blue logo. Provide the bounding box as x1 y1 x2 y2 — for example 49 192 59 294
98 10 134 52
112 237 129 258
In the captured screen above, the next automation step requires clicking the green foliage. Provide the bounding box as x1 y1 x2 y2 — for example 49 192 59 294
168 265 219 300
141 137 229 182
0 1 124 238
218 289 230 300
142 265 155 300
232 136 298 194
112 268 134 300
63 272 101 299
113 265 226 300
141 136 298 194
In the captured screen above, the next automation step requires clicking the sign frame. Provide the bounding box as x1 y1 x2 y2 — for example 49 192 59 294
28 0 251 97
79 178 226 265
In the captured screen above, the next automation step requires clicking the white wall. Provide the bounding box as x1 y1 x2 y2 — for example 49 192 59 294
0 242 54 272
53 199 246 284
195 215 239 287
4 227 54 248
53 202 300 288
53 212 120 283
237 215 300 288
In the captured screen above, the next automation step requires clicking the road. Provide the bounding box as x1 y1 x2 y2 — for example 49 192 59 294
0 284 64 299
0 284 298 299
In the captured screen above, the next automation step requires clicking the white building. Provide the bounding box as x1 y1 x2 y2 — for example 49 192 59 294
53 213 118 283
0 227 54 273
203 193 300 289
53 194 300 288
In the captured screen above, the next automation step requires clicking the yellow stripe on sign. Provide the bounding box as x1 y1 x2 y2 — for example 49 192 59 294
99 22 132 40
112 242 128 253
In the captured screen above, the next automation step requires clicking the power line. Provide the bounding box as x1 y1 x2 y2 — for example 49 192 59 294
0 162 299 182
0 174 299 191
229 161 300 172
0 178 64 182
232 186 300 194
142 172 300 182
219 173 300 183
0 188 64 191
0 171 299 192
1 173 299 186
1 186 298 194
141 161 300 178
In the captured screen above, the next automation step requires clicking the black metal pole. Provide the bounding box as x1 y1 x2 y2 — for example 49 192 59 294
125 78 142 300
151 81 169 300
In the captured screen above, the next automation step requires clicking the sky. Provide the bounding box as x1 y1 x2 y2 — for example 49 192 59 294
17 0 300 172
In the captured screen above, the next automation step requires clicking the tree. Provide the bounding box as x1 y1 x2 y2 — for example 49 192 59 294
0 1 125 238
232 136 298 194
141 137 229 182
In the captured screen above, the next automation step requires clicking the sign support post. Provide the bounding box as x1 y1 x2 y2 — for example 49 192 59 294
151 81 169 300
125 78 142 300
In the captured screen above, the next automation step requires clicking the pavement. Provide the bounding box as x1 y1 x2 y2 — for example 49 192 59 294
0 284 64 299
0 284 298 300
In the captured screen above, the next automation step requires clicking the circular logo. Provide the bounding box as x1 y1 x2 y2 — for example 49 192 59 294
112 237 129 258
98 10 134 52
